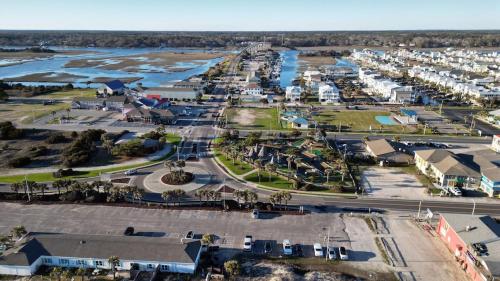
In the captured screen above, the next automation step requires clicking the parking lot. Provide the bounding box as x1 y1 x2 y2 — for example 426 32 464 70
0 203 373 262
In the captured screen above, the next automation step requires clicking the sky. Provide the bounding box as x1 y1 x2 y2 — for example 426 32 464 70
0 0 499 31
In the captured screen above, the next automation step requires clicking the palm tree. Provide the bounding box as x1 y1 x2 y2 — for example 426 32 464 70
11 225 27 240
265 163 277 182
201 233 215 246
133 188 145 205
286 156 294 180
176 160 186 174
108 256 120 280
163 160 174 173
75 267 86 281
340 164 348 182
161 191 172 207
194 189 205 204
10 182 22 195
247 190 258 207
174 189 186 206
325 169 333 184
233 190 244 208
50 267 63 281
66 108 71 119
36 183 48 197
210 191 221 206
254 160 263 183
62 269 74 281
280 191 292 210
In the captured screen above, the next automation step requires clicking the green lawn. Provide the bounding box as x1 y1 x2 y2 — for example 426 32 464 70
34 89 97 100
214 149 254 175
225 107 285 130
165 133 182 146
313 110 411 133
243 171 293 190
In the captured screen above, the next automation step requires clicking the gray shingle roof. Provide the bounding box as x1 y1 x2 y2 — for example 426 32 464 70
0 233 201 266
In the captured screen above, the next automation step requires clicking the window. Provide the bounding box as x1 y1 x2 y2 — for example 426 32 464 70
76 260 87 266
160 264 169 271
59 259 69 265
42 258 52 264
94 260 104 267
147 264 154 270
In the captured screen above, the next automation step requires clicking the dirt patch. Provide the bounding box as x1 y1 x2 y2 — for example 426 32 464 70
232 109 257 126
299 55 337 68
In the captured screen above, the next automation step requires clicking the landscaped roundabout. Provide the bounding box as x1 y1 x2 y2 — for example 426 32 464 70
160 171 194 185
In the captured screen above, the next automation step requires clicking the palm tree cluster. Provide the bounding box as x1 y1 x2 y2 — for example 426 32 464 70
162 160 192 184
161 189 186 206
269 191 292 210
10 181 48 198
194 189 221 206
232 189 258 208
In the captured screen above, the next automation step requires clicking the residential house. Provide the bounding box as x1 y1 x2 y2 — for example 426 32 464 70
105 96 129 111
436 213 500 281
240 83 263 96
72 97 104 110
290 117 310 129
0 233 202 276
318 84 340 104
365 139 411 164
414 149 480 188
97 80 126 96
390 86 414 104
285 86 302 101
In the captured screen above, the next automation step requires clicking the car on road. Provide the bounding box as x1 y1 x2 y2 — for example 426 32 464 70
314 243 323 257
185 231 194 239
327 247 336 260
448 187 462 196
264 241 272 254
282 239 292 256
293 244 303 257
251 209 259 219
338 246 348 260
243 235 253 252
124 169 138 176
123 227 134 236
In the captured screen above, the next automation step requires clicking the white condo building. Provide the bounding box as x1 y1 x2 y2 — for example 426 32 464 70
318 84 340 104
285 86 302 101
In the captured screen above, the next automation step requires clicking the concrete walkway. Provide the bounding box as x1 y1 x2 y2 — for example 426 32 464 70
1 144 172 176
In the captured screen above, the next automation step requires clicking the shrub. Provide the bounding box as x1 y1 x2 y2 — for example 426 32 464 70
52 168 75 178
61 129 105 167
46 133 67 144
29 146 48 157
0 121 23 140
112 139 145 157
8 156 31 168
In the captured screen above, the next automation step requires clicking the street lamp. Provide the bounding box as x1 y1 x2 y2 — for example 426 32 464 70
472 200 476 216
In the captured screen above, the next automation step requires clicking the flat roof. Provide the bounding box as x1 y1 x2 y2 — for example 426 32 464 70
0 233 201 266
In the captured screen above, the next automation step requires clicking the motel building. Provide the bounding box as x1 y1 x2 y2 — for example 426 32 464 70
436 213 500 281
0 233 202 277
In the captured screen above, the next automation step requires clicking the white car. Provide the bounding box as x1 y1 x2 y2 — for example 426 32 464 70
338 246 348 260
448 187 462 196
313 243 323 257
327 247 336 260
282 239 292 255
243 235 253 252
124 169 137 176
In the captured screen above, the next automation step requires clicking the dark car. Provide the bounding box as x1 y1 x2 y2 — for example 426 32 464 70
124 227 134 236
294 244 303 257
185 231 194 239
264 241 272 254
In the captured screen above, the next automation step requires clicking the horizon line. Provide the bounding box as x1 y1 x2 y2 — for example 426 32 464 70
1 28 500 33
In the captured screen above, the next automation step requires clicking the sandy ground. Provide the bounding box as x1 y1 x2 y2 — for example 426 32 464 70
387 215 469 281
298 55 337 70
361 167 427 199
3 72 141 83
64 51 226 72
232 109 257 126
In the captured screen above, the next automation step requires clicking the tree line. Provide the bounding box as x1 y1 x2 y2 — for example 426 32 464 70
0 30 499 48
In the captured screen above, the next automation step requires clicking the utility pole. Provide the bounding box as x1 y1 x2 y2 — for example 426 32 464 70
417 200 422 219
338 122 341 133
24 175 31 202
472 200 476 216
325 228 330 262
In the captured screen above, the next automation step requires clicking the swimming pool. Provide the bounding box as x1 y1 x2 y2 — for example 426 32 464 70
375 116 398 125
401 109 417 117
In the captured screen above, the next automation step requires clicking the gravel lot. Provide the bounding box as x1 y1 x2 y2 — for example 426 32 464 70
361 167 427 199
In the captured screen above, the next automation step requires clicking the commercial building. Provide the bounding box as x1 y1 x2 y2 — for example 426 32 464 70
140 87 199 101
124 106 177 125
97 80 126 96
0 233 202 276
365 138 412 164
437 213 500 281
72 96 130 112
390 86 414 104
